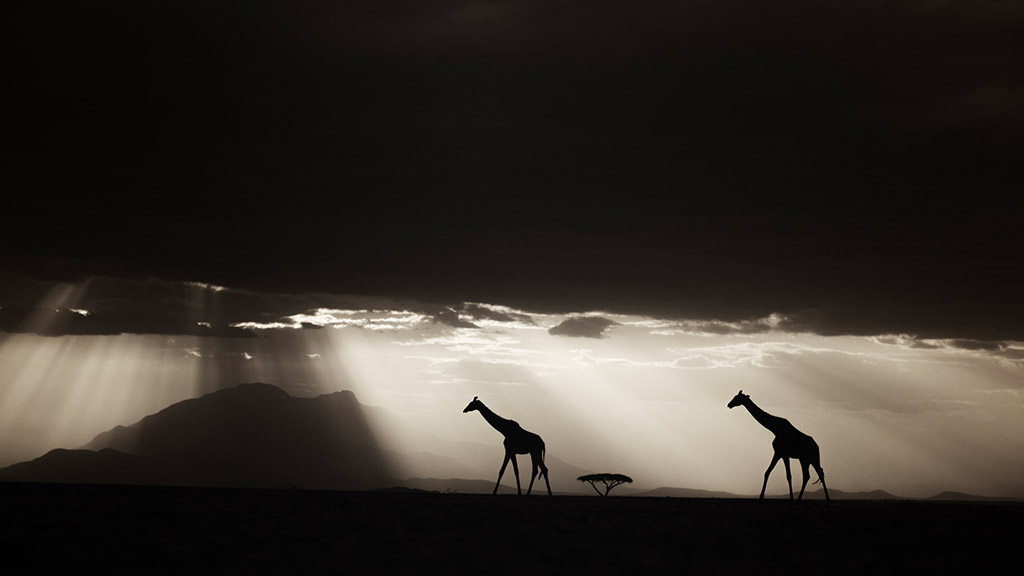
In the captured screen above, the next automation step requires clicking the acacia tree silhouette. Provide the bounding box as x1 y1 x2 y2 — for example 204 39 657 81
463 397 552 495
728 390 830 504
578 473 633 496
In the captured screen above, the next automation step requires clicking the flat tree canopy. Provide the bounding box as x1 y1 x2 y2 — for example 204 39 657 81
578 473 633 496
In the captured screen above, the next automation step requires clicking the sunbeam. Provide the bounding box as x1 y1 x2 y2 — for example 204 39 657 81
1 287 1021 497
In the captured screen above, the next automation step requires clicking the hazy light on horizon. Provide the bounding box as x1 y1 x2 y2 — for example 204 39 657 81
0 300 1021 498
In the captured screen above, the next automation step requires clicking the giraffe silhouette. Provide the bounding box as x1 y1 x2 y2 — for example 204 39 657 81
463 396 552 495
728 390 830 504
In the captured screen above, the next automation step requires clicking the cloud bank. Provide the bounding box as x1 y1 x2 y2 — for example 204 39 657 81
549 317 618 339
3 1 1022 342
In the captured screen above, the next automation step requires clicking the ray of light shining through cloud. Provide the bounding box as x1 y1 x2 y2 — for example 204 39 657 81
2 301 1020 498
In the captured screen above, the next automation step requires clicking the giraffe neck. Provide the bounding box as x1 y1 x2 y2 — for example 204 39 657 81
743 399 785 435
476 403 514 437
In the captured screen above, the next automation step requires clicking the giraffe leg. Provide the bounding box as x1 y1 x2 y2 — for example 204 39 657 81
798 460 811 500
527 459 538 495
494 454 511 495
761 454 781 500
527 451 550 495
541 460 551 496
783 457 793 500
511 454 521 495
815 464 830 505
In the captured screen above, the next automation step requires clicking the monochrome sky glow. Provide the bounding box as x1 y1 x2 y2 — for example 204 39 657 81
1 279 1021 497
3 1 1022 497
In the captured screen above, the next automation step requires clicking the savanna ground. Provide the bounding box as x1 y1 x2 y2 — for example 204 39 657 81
2 482 1020 575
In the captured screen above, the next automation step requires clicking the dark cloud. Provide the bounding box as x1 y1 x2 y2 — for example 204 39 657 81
4 1 1022 342
0 304 256 339
947 339 1009 353
430 302 540 329
549 316 617 339
0 275 257 338
431 309 479 329
998 346 1024 364
872 335 946 350
459 304 536 326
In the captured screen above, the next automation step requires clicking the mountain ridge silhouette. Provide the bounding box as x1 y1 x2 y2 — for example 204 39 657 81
1 383 394 490
0 382 595 493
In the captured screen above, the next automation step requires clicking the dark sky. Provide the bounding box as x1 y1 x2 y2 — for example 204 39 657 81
5 1 1023 341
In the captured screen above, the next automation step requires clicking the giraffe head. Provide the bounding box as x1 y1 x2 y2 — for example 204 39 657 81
463 396 483 413
727 390 749 409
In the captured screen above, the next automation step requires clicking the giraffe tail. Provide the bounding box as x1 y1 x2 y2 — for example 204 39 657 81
812 467 825 485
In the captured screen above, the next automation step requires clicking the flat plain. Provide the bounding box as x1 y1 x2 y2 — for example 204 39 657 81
2 482 1020 575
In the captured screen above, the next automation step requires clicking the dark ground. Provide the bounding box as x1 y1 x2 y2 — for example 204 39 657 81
2 482 1020 575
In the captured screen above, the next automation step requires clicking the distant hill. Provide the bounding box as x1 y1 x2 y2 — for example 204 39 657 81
0 383 394 490
635 487 748 499
927 491 1022 502
0 448 157 486
800 488 1021 502
0 382 594 493
635 487 1022 502
636 487 906 500
797 488 903 500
